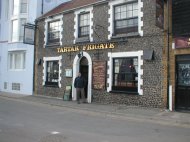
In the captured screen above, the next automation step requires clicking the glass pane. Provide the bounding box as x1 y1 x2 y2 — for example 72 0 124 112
127 4 132 11
20 0 27 13
12 20 18 41
113 58 138 87
9 53 13 69
115 13 121 20
15 53 22 69
121 11 127 19
127 11 133 18
13 0 19 15
47 61 59 83
19 18 26 41
133 9 138 17
115 6 121 13
178 64 190 86
121 5 127 12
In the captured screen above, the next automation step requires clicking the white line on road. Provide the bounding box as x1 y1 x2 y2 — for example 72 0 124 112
51 131 60 135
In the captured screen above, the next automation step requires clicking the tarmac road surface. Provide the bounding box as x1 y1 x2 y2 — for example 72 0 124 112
0 97 190 142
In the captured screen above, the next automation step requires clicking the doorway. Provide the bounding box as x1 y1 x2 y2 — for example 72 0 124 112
176 55 190 111
80 57 88 99
72 52 92 103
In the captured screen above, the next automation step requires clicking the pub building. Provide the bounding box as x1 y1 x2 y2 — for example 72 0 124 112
34 0 167 108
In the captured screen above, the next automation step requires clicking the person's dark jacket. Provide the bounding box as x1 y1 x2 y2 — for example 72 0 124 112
74 76 85 88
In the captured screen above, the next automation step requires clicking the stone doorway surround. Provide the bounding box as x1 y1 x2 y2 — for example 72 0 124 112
72 52 92 103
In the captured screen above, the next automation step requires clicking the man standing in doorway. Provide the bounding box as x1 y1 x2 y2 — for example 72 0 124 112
74 72 86 104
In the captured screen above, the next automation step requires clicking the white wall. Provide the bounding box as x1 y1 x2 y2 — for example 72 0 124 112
0 0 70 95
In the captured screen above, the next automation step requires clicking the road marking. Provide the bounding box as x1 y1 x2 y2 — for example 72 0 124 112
51 131 60 135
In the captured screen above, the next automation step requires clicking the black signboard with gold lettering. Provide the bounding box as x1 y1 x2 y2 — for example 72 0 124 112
92 61 106 90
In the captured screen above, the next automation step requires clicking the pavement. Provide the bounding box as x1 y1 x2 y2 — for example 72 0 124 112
0 91 190 128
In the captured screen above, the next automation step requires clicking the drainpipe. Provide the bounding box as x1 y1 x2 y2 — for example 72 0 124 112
41 0 44 15
167 0 171 110
33 20 38 95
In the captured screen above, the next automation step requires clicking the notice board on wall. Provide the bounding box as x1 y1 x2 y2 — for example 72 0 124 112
92 61 107 90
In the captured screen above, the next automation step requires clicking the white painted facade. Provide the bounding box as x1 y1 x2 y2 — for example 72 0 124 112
0 0 70 95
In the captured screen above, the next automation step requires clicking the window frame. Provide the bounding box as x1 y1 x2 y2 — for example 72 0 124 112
113 1 138 35
43 56 62 88
47 20 61 45
45 60 59 86
78 12 90 37
107 51 143 95
112 57 138 93
11 19 19 42
8 51 26 70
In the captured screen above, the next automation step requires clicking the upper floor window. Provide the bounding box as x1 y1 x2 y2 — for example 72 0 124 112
19 18 26 41
78 12 90 37
20 0 27 13
47 20 61 45
13 0 27 15
12 19 18 42
114 2 138 35
0 0 2 19
11 18 26 42
74 7 93 43
13 0 19 15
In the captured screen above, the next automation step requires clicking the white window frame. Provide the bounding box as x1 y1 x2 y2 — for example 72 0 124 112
9 0 28 43
107 51 143 95
43 56 62 88
44 15 63 47
74 7 93 44
20 0 28 14
8 50 26 71
108 0 143 40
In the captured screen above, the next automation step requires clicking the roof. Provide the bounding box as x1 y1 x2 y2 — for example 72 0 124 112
38 0 105 20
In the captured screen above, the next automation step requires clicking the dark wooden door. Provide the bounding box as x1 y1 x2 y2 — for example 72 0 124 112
176 55 190 111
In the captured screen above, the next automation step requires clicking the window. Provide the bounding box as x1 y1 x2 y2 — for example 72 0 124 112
45 61 59 86
78 12 90 37
13 0 19 15
114 2 138 34
20 0 27 13
12 20 18 42
19 18 26 41
5 0 9 19
9 51 26 70
112 57 138 93
12 83 20 91
74 7 93 43
47 20 61 45
0 0 1 19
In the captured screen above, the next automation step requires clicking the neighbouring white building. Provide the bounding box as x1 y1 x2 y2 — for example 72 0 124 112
0 0 70 95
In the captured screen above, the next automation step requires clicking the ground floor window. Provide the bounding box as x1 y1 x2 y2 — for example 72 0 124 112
107 51 143 95
43 56 62 88
112 57 138 93
8 51 26 70
45 61 59 86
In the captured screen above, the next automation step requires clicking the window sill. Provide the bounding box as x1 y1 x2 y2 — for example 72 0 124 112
110 90 139 95
111 32 140 41
44 84 59 88
46 43 60 48
75 36 90 43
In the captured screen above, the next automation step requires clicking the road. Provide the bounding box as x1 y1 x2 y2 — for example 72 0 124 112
0 97 189 142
